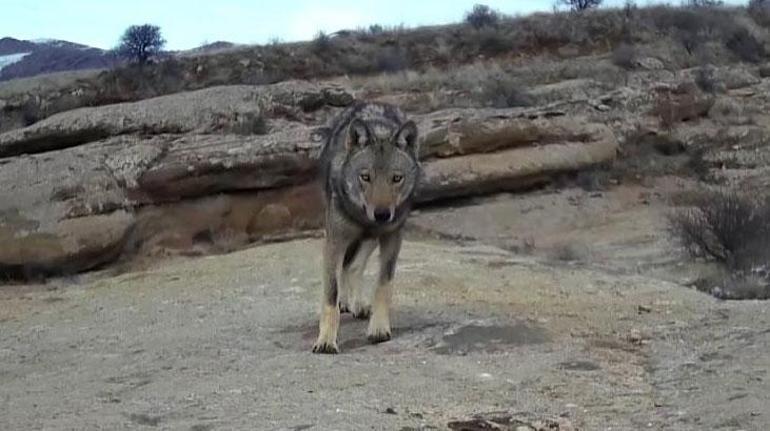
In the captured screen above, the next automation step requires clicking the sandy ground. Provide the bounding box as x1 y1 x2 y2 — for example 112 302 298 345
1 184 769 430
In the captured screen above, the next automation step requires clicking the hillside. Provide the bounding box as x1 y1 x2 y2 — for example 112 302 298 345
0 37 115 81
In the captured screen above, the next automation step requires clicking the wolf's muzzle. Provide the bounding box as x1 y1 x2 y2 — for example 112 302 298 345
373 208 393 223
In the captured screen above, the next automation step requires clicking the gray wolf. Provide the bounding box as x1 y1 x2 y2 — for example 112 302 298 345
312 101 421 354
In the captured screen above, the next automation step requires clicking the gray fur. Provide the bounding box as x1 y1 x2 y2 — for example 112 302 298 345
312 101 421 354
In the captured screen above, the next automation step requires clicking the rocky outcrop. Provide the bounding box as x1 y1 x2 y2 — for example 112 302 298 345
0 80 618 278
0 81 352 157
417 136 617 202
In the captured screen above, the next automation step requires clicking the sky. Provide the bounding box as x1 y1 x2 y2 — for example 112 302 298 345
2 0 749 50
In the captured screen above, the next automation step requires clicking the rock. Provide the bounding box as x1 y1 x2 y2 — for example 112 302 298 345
0 210 134 278
0 137 138 276
635 57 665 70
416 116 618 202
684 66 760 90
526 79 609 105
708 96 748 124
760 64 770 78
131 125 326 203
128 183 324 256
417 109 611 159
0 102 617 277
0 81 353 158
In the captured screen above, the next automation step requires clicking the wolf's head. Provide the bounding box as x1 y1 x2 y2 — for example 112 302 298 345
341 118 419 225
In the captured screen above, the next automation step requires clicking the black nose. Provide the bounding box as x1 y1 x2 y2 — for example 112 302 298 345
374 208 391 222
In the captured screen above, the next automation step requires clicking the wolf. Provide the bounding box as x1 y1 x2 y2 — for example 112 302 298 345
312 101 421 354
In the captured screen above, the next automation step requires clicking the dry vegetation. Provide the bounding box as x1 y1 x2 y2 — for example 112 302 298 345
669 190 770 299
3 2 769 128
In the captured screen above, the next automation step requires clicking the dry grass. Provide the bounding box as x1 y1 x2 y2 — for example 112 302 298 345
1 3 765 128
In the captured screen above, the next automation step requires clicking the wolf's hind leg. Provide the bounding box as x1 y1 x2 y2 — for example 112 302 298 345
367 231 402 343
343 239 377 319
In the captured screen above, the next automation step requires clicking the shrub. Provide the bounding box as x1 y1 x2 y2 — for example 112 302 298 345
222 112 268 135
760 64 770 78
749 0 770 27
652 87 714 130
116 24 166 65
661 7 723 55
685 0 723 7
312 31 333 53
611 43 636 69
478 75 532 108
668 189 770 271
471 27 511 56
465 4 500 29
20 99 40 126
560 0 603 11
375 47 409 73
725 28 765 64
368 24 384 34
695 66 717 93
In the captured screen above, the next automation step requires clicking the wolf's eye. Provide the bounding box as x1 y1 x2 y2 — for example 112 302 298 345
359 173 371 183
392 174 403 183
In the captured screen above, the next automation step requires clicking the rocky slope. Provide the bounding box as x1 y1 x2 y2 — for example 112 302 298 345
3 54 770 280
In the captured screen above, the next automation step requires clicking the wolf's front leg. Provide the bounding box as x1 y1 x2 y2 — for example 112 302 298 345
368 231 402 343
343 239 377 319
313 239 343 354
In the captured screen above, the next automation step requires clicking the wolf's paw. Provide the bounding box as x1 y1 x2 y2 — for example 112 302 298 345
312 340 339 354
338 302 350 314
367 327 392 344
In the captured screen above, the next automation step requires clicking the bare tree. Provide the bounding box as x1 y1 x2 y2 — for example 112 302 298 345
117 24 166 64
560 0 603 11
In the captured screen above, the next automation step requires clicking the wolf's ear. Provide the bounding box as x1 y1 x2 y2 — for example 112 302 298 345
394 120 419 157
346 118 372 151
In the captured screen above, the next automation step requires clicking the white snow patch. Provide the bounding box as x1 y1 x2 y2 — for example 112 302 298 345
0 52 30 71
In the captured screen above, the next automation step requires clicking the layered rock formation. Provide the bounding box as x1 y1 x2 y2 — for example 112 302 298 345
0 81 617 277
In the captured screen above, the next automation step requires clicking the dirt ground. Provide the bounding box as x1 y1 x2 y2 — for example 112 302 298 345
1 183 769 430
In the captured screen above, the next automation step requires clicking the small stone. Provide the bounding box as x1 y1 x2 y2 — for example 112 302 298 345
638 305 653 314
628 329 646 345
636 57 665 70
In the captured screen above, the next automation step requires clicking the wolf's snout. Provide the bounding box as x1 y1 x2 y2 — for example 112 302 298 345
373 208 392 223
